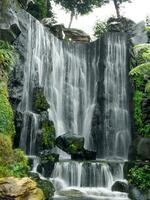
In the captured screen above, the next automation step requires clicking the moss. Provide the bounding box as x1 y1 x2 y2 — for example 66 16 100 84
33 87 49 113
41 120 55 149
0 83 15 136
8 149 29 178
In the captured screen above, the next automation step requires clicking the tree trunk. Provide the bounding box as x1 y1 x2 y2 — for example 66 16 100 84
113 0 120 18
68 11 74 28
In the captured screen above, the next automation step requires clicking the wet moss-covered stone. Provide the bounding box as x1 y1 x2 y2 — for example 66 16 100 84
29 172 55 199
56 133 84 154
41 120 55 149
38 150 59 177
32 87 49 113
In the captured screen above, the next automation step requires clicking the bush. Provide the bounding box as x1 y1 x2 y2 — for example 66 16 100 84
93 20 107 38
128 165 150 191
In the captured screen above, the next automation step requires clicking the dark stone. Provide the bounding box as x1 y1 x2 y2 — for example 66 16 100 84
29 172 55 199
39 150 59 177
55 133 84 154
107 17 135 35
137 138 150 161
112 181 129 193
129 185 150 200
71 149 96 161
32 87 50 113
13 111 23 148
0 8 21 42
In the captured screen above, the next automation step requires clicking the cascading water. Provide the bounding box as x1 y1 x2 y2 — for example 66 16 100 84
103 33 131 160
16 12 131 200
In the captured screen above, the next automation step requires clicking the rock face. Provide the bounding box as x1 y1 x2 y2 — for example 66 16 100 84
56 133 84 154
137 137 150 160
43 23 91 43
112 181 129 193
0 177 44 200
0 2 21 42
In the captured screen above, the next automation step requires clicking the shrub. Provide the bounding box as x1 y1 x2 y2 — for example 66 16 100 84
93 20 107 38
128 165 150 191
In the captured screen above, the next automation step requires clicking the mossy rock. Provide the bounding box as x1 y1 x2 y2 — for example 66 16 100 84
32 87 49 113
56 133 84 154
41 120 55 149
29 172 55 199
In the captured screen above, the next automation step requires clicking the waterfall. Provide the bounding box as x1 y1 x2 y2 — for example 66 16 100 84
15 12 131 200
103 33 131 160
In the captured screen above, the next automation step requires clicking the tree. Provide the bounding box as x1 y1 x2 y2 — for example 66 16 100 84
53 0 103 28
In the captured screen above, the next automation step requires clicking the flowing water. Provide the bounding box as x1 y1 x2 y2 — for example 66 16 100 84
16 13 131 200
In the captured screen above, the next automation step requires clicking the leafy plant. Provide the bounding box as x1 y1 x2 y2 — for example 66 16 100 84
0 40 17 73
93 20 107 38
128 165 150 191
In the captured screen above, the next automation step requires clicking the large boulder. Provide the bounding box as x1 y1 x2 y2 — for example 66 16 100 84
111 181 129 193
55 133 84 154
137 137 150 160
0 177 44 200
29 172 55 199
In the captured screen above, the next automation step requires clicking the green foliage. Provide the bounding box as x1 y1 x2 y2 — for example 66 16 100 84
130 43 150 137
9 149 29 178
41 121 55 149
27 0 53 20
128 165 150 191
0 134 29 178
93 20 107 38
0 40 17 73
0 83 15 136
33 87 49 113
133 90 144 131
68 144 78 153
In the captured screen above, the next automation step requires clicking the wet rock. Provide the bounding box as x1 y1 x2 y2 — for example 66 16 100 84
13 111 23 148
71 149 96 160
57 189 85 198
112 181 129 193
56 133 84 154
29 172 55 199
0 7 21 42
36 119 56 153
0 177 44 200
32 87 50 113
129 185 150 200
137 137 150 160
39 150 59 177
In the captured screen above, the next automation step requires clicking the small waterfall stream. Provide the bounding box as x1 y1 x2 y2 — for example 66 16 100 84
16 13 131 200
